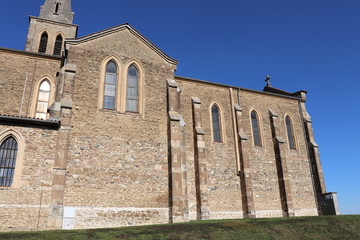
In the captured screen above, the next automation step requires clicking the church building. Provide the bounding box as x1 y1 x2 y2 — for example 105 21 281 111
0 0 338 231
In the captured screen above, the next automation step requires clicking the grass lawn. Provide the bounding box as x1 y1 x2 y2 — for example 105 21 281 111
0 215 359 240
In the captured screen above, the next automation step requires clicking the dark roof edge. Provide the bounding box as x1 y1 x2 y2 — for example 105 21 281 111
0 115 60 129
175 76 302 100
0 47 62 60
66 23 178 65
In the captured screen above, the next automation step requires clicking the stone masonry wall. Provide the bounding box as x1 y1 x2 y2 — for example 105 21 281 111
0 125 58 232
0 49 61 117
61 28 176 228
176 78 318 219
177 80 243 220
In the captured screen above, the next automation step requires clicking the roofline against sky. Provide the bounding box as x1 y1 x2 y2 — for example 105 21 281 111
66 23 178 65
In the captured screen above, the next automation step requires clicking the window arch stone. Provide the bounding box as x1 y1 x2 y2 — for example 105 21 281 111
53 33 63 55
38 31 49 53
31 76 55 119
250 108 262 146
209 101 225 143
0 129 25 188
285 114 296 150
98 56 122 111
122 60 144 114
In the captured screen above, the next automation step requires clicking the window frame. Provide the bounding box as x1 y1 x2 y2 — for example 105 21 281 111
250 109 263 147
31 77 55 119
211 103 223 142
125 64 140 113
53 34 64 56
0 129 25 189
285 114 297 150
209 101 225 143
121 60 144 115
35 80 51 119
38 31 49 54
103 60 118 110
0 136 18 187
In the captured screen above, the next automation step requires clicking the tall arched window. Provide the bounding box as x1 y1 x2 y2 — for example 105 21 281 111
286 116 296 149
38 32 48 53
53 35 63 55
0 137 18 187
251 110 262 146
103 61 117 109
35 80 51 119
211 104 222 142
126 65 139 112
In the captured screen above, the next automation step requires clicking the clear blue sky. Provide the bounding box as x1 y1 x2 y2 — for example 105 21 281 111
0 0 359 215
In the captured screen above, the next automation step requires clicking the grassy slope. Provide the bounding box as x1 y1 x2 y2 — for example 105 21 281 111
0 215 359 240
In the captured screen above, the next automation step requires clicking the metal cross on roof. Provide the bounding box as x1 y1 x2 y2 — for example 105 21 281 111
265 75 272 86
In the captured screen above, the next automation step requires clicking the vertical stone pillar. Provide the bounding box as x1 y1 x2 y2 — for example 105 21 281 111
234 104 256 218
191 97 209 220
167 79 189 223
269 109 294 217
297 91 327 215
47 63 76 229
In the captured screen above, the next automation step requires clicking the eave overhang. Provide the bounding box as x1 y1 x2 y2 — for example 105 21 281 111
0 115 60 129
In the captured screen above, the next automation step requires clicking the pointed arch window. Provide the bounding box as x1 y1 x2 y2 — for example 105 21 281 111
126 65 139 112
211 104 222 142
251 110 262 146
286 116 296 149
103 61 117 109
0 137 18 187
38 32 48 53
36 80 51 119
53 35 63 55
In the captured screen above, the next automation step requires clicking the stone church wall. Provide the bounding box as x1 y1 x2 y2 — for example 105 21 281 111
0 125 58 231
0 49 61 118
176 78 318 219
60 29 176 228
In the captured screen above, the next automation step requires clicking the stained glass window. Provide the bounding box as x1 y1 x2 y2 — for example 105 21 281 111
251 110 262 146
104 61 117 109
0 137 18 187
212 104 222 142
286 116 296 149
126 65 139 112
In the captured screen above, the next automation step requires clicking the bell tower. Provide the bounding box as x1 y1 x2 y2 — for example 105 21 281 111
25 0 78 55
39 0 74 24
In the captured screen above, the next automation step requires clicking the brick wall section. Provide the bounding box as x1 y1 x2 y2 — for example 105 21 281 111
0 50 61 117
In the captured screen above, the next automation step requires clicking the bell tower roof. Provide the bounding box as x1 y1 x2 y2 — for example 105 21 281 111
39 0 74 24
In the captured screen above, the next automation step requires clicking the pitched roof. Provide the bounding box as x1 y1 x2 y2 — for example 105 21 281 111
66 23 178 65
263 85 307 97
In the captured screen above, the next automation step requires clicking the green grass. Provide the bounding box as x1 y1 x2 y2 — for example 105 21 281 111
0 215 359 240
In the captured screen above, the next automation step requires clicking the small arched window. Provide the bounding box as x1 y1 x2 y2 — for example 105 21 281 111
211 104 222 142
286 116 296 149
38 32 48 53
53 35 63 55
35 80 51 119
0 137 18 187
55 2 60 14
103 61 117 109
126 65 139 112
251 110 262 146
